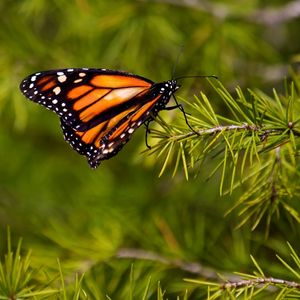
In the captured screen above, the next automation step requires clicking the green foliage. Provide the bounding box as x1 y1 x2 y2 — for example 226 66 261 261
0 230 57 299
149 78 300 232
1 0 300 299
2 231 300 299
186 243 300 299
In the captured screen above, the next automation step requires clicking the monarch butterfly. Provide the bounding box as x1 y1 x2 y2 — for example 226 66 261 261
20 68 188 168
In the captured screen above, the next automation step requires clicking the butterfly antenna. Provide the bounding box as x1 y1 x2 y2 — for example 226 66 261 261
171 45 184 80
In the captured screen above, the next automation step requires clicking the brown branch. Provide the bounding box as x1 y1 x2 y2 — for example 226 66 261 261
141 0 231 20
117 247 240 281
157 123 300 142
167 123 261 141
117 248 300 293
144 0 300 25
223 277 300 290
249 0 300 25
195 124 259 136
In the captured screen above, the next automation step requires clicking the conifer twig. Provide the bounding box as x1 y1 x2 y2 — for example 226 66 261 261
165 123 300 141
184 124 260 138
222 277 300 290
249 0 300 25
146 0 300 25
117 248 300 293
116 248 239 280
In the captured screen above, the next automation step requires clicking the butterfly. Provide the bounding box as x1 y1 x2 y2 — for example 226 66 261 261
20 68 182 168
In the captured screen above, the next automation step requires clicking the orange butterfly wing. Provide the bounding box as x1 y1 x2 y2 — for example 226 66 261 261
20 68 179 167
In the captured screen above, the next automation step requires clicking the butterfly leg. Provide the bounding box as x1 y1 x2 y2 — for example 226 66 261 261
163 95 200 135
144 118 153 149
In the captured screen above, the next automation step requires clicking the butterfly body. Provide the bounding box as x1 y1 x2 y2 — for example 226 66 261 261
20 68 180 168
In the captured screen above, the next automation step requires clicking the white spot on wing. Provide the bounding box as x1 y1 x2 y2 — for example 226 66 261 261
53 86 61 95
58 75 67 83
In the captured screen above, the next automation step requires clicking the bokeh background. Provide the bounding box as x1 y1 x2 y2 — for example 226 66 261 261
1 0 300 298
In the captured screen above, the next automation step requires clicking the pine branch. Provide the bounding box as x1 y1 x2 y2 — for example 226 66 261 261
148 78 300 230
149 79 300 181
249 0 300 25
162 123 300 141
222 277 300 290
145 0 300 25
185 244 300 298
117 244 300 298
117 247 239 280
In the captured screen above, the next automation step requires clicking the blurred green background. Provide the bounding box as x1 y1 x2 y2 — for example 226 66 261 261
1 0 300 298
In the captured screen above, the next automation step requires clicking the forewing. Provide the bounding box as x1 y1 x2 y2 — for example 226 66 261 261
20 68 153 131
